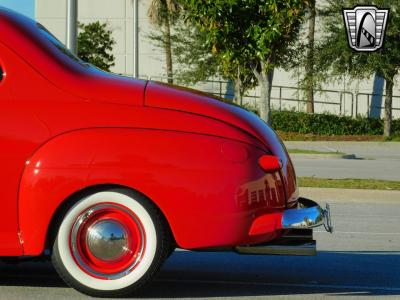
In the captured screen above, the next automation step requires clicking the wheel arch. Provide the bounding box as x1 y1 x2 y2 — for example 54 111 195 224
44 184 176 256
17 127 194 256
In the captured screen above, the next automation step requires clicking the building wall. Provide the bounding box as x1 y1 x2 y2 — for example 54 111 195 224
36 0 164 78
35 0 399 118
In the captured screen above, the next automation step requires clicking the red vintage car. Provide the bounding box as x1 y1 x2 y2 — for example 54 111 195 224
0 7 332 297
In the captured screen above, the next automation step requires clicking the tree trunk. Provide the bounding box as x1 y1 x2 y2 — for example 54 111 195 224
239 86 246 106
164 13 173 84
233 79 243 105
384 75 394 137
254 64 274 124
305 0 316 113
233 66 243 104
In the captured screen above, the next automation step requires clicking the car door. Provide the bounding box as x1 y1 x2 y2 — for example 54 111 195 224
0 42 50 255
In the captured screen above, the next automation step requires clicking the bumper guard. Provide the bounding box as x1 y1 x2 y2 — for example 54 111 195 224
282 198 333 233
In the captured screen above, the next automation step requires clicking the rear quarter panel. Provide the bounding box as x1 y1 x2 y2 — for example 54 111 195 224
19 128 285 255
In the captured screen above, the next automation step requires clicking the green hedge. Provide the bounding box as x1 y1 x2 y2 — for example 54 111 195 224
270 110 400 136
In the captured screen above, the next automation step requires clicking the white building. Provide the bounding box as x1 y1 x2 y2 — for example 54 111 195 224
35 0 399 118
36 0 159 77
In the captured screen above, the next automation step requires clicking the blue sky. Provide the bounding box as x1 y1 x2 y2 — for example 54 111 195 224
0 0 35 18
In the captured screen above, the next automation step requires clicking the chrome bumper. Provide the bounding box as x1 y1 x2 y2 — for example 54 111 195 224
282 198 333 233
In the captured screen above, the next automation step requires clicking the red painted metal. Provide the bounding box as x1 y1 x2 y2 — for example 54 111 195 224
0 8 298 257
248 212 283 236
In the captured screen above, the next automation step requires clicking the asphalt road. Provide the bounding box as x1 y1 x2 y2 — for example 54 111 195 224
285 141 400 180
0 192 399 299
291 157 400 180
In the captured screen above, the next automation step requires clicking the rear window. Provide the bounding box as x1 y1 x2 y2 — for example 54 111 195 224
37 23 89 68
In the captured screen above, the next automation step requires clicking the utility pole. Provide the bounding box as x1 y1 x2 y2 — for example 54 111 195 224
66 0 78 55
133 0 139 78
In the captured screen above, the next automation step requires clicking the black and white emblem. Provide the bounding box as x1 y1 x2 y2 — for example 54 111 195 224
343 6 389 52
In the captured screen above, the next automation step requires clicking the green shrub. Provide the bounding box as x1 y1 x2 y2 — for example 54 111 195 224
270 110 400 136
78 21 116 72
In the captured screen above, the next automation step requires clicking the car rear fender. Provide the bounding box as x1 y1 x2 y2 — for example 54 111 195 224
19 128 285 255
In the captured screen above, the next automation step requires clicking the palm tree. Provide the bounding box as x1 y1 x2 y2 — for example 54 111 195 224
305 0 316 113
148 0 180 84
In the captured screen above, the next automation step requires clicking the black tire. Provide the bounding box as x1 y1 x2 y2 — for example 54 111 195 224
51 188 171 297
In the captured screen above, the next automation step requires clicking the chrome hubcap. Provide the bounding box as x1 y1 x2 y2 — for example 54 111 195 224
69 203 146 279
87 220 129 261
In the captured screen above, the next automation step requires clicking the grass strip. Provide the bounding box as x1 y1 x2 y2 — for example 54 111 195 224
278 131 400 142
298 177 400 190
288 149 344 155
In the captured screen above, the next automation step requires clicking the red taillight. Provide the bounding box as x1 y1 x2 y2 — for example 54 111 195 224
258 155 282 172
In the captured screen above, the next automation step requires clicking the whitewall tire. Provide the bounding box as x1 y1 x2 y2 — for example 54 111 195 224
52 188 170 297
